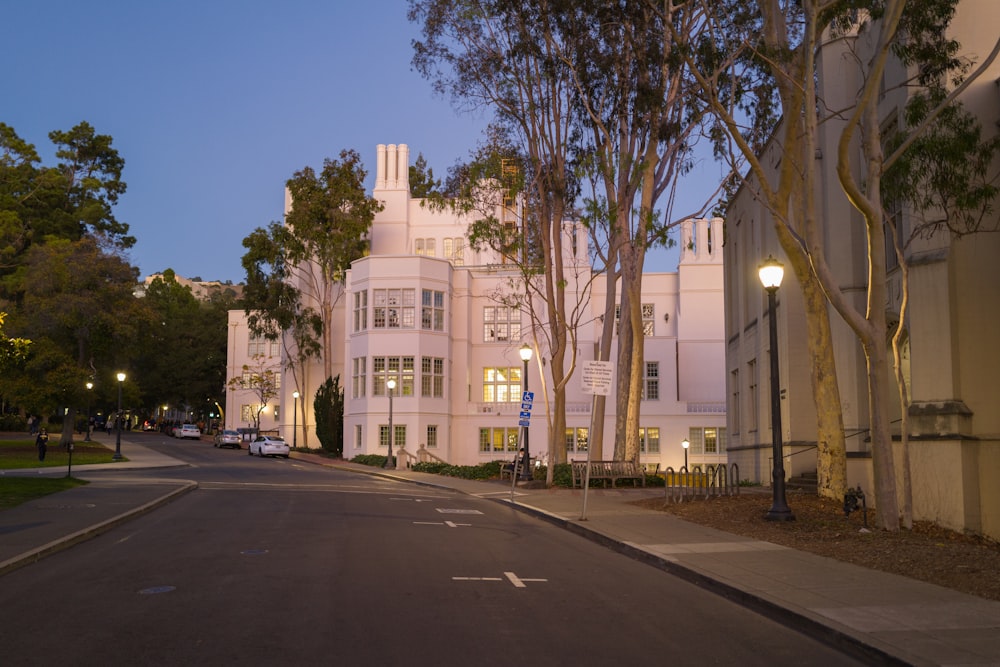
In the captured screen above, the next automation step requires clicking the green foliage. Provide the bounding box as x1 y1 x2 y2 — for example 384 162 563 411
0 476 88 510
412 460 504 480
313 376 344 456
351 453 389 468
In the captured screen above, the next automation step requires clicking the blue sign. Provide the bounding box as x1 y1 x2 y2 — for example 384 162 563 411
519 411 532 419
518 419 530 427
522 391 534 403
520 403 532 411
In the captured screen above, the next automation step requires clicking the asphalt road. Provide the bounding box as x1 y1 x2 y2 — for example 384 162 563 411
0 437 867 666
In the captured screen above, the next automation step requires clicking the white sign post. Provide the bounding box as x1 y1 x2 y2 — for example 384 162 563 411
580 361 613 520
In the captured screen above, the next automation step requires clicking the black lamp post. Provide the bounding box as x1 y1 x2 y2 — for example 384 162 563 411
85 382 93 442
384 378 396 469
681 438 689 470
113 372 125 461
759 255 794 521
292 391 299 449
519 343 533 480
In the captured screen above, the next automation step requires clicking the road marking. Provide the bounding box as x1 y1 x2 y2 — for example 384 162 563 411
436 508 483 515
452 571 548 588
390 497 436 502
413 520 472 528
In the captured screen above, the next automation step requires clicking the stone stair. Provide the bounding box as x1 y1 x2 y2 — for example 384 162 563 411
786 470 818 493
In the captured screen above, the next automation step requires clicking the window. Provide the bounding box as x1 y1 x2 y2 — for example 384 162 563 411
639 427 660 453
352 357 366 399
483 306 520 343
248 336 265 356
444 237 465 266
415 238 436 256
565 427 589 453
614 304 655 336
426 425 438 448
687 427 728 455
483 367 522 402
353 290 368 332
273 406 280 421
730 369 740 435
374 356 415 396
479 427 519 452
354 424 362 450
421 290 445 331
240 405 252 422
747 360 758 432
643 362 659 400
373 288 415 329
379 424 406 449
421 357 444 397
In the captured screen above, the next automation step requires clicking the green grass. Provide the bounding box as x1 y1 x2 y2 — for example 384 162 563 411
0 477 89 510
0 439 123 469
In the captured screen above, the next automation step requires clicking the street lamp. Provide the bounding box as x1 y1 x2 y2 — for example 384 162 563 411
292 391 300 450
681 438 689 470
113 372 126 461
519 343 533 480
759 255 794 521
85 382 93 442
384 379 396 469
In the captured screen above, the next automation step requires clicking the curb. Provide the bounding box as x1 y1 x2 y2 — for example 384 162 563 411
0 481 198 577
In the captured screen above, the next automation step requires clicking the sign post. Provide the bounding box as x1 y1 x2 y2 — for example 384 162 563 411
580 361 613 520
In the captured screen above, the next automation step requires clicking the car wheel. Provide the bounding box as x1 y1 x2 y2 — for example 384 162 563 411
248 447 253 456
282 455 289 459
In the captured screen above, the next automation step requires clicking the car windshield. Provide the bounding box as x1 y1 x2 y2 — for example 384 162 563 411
267 437 285 443
223 430 238 436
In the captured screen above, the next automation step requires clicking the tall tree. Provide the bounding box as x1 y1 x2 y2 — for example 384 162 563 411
241 149 382 421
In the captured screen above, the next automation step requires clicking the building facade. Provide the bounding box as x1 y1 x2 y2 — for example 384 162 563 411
226 143 728 472
723 2 1000 538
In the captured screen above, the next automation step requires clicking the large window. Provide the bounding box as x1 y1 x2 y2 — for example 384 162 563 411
687 427 727 455
374 356 415 396
353 290 368 332
352 357 366 399
639 427 660 453
380 424 406 449
565 427 589 453
747 360 758 432
483 367 522 402
415 238 436 256
443 237 464 266
421 357 444 397
483 306 520 342
479 427 519 452
421 290 445 331
643 362 659 400
248 336 280 357
614 304 655 336
354 424 362 450
426 425 438 448
373 288 415 329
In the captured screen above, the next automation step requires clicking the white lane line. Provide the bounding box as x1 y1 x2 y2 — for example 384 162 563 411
452 572 548 588
413 521 472 528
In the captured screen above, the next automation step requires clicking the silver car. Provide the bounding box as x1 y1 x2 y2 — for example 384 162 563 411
249 435 290 458
214 429 242 449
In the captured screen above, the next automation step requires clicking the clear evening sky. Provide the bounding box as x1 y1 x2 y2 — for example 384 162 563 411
3 1 723 284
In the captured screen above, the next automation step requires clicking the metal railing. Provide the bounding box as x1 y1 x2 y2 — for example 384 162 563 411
662 462 741 504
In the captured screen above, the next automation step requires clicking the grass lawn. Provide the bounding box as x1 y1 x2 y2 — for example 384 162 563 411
0 476 89 511
0 438 123 469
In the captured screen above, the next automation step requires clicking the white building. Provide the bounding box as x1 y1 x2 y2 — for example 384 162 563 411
226 143 727 471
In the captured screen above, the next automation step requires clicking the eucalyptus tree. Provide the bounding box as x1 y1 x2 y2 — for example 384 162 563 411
411 0 586 474
673 0 999 527
241 150 382 446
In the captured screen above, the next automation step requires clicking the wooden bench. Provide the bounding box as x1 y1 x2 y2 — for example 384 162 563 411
571 460 646 488
499 457 536 481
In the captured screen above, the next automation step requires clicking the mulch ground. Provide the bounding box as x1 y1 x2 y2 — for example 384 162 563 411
630 491 1000 602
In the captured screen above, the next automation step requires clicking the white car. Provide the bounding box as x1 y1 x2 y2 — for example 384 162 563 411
249 435 290 458
175 424 201 439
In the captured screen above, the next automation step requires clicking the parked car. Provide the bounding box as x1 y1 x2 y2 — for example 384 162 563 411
214 429 242 449
249 434 290 458
175 423 201 440
142 420 157 432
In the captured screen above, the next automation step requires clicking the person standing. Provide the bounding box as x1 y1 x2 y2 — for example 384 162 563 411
35 428 48 461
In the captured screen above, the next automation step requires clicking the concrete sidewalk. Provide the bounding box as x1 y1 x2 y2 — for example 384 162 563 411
2 439 999 666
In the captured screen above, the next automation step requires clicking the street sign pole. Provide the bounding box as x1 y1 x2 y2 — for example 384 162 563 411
579 361 613 521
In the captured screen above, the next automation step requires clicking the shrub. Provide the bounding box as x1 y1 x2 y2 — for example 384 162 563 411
351 454 389 468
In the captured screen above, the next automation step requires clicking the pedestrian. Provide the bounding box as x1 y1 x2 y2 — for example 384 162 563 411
28 415 37 435
35 428 48 461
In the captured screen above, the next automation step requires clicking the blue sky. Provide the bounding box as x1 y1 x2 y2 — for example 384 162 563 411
3 1 721 284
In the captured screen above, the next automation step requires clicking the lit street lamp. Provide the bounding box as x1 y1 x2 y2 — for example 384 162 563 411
519 343 533 480
681 438 689 470
113 372 126 461
85 382 93 442
292 391 300 449
384 378 396 469
759 255 794 521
